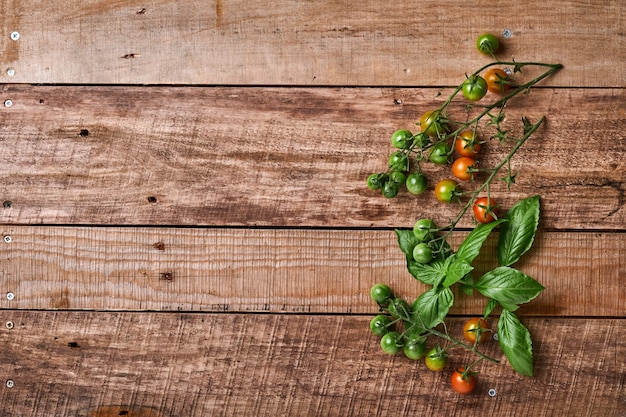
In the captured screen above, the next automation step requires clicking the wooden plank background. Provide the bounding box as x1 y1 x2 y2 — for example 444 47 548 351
0 0 625 416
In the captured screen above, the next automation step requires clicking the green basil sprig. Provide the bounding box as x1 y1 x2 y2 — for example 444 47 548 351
394 195 544 376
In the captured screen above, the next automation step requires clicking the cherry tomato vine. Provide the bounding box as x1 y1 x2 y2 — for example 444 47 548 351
366 33 562 393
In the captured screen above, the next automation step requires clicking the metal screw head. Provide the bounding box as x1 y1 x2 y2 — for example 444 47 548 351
488 388 497 397
5 379 14 388
6 68 15 77
502 29 512 39
4 235 12 243
6 292 14 301
4 99 13 108
10 31 20 41
5 321 14 330
492 332 499 341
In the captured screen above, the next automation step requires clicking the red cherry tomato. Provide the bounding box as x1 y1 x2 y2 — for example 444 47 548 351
451 368 476 394
473 197 498 224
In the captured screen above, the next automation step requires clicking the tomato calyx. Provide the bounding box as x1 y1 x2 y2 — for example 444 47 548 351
457 366 479 382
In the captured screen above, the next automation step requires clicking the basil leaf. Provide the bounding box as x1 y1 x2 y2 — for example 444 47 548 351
395 229 418 259
483 298 498 319
498 196 540 266
474 266 544 307
411 287 454 329
442 258 474 288
407 257 448 286
497 310 534 376
456 219 507 264
498 300 520 312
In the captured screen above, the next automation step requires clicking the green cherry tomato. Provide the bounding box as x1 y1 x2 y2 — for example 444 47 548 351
391 129 414 149
387 297 411 321
405 173 427 195
462 75 488 102
381 180 399 198
404 338 427 360
476 33 500 55
389 151 409 172
428 142 451 165
413 218 437 242
390 171 406 184
367 173 388 190
412 243 433 264
434 179 460 203
380 331 404 355
425 346 448 371
369 314 393 337
370 283 393 306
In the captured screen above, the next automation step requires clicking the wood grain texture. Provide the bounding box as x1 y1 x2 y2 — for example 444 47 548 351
0 0 623 86
0 226 623 316
0 312 623 417
0 86 624 229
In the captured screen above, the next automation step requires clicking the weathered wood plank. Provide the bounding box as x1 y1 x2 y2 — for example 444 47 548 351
0 0 623 86
0 86 624 229
0 312 623 416
0 226 622 316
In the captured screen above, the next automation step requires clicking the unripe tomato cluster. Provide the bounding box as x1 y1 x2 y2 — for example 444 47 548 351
369 283 491 394
366 33 511 224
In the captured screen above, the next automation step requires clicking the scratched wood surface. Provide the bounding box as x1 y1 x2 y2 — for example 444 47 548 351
0 227 623 317
0 0 624 86
0 86 624 229
0 0 625 416
0 312 624 417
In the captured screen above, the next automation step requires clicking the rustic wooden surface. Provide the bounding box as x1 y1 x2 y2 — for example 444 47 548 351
0 312 624 416
0 227 623 317
0 86 624 229
0 0 624 416
0 0 624 86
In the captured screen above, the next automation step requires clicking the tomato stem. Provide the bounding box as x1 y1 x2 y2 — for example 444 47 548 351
422 325 500 364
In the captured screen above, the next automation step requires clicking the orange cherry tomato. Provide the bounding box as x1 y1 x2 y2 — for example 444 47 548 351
484 68 511 94
451 157 477 181
455 131 481 158
463 318 490 343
